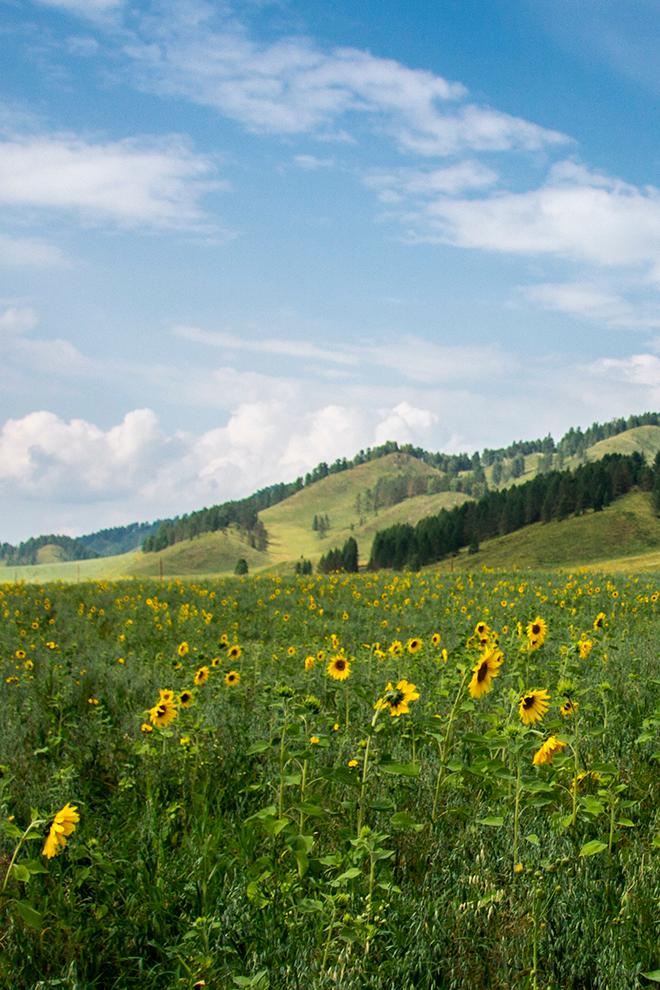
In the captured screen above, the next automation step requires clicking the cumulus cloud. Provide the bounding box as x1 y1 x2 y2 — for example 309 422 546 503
0 306 39 336
522 281 660 330
366 161 499 203
374 402 438 445
0 408 163 498
32 0 123 16
0 134 219 229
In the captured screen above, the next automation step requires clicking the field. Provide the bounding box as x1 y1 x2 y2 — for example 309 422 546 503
1 571 658 989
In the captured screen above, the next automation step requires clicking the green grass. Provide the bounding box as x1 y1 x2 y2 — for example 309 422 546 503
435 491 660 573
586 424 660 461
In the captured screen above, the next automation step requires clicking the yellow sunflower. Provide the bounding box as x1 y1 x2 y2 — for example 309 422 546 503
407 637 423 655
527 616 547 650
389 640 403 656
177 642 189 658
593 612 607 630
578 638 594 659
468 647 504 699
560 698 579 718
178 689 194 708
519 689 550 726
193 666 209 686
304 655 315 671
149 698 178 728
227 644 242 662
42 802 80 860
225 670 240 686
533 735 567 766
431 632 441 648
375 679 420 717
327 654 351 681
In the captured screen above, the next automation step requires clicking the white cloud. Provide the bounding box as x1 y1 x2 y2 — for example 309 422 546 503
174 324 357 366
0 408 163 498
0 233 68 267
522 281 660 330
0 134 219 229
124 10 566 155
374 401 438 444
0 306 39 336
425 160 660 270
366 161 499 203
293 154 336 170
590 353 660 389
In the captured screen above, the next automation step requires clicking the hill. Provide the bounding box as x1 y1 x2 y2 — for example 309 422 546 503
431 491 660 573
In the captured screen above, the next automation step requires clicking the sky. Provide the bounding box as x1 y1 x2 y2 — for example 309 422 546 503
1 0 660 543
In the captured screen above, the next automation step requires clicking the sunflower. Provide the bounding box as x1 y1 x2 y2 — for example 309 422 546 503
468 647 504 699
149 698 178 728
178 689 194 708
177 642 189 658
327 654 351 681
389 640 403 656
219 632 229 647
159 688 175 702
287 646 296 657
519 689 550 726
227 644 242 662
533 735 567 766
304 655 315 671
42 803 80 859
375 679 420 717
593 612 607 630
194 666 209 686
225 670 240 686
527 616 547 650
407 637 423 655
578 638 594 660
140 722 153 733
431 632 441 648
560 698 579 718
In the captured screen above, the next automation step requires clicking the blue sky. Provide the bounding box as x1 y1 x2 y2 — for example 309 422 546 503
1 0 660 542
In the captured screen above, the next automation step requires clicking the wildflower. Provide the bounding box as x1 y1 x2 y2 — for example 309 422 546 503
177 642 189 657
533 735 567 766
578 638 594 660
87 697 99 706
375 679 420 717
347 758 359 769
519 689 551 726
225 670 240 686
441 648 449 663
560 698 579 718
527 616 547 651
332 722 340 732
309 736 320 745
117 656 126 665
227 644 242 662
327 654 351 681
178 689 194 708
514 862 524 874
180 735 191 747
468 647 503 699
407 637 423 655
140 722 153 733
42 803 79 860
194 666 209 686
287 646 296 657
304 655 315 671
149 698 178 728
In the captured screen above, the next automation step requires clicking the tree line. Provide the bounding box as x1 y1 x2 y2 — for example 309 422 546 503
317 537 359 574
369 453 657 571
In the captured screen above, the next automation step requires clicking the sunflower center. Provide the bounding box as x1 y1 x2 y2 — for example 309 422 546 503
532 623 541 635
476 660 489 683
522 695 535 709
335 659 346 671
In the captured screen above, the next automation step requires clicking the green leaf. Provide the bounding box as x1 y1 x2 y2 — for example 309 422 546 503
477 816 504 828
246 741 271 755
579 840 608 857
615 818 636 828
1 821 23 840
526 833 540 846
11 864 30 883
12 900 42 929
378 761 420 777
391 811 425 832
640 971 660 983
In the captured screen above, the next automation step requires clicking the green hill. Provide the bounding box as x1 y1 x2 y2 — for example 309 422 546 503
432 491 660 573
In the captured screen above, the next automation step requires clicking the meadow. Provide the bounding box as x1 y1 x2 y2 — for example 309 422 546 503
1 570 658 989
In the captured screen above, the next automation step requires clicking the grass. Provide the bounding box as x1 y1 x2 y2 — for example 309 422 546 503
434 492 660 573
0 570 658 989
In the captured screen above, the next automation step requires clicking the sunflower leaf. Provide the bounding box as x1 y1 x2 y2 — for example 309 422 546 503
579 840 608 857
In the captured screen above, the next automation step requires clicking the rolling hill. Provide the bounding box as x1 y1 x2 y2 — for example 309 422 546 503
3 422 660 583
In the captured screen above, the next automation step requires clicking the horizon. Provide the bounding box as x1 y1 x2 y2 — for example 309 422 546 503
2 0 660 542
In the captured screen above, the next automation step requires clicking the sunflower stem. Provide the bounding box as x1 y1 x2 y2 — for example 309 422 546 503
431 665 468 822
512 756 522 872
1 819 44 894
357 709 380 835
570 712 580 827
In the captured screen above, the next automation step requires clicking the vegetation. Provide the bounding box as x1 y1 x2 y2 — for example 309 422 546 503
369 453 655 571
0 571 658 989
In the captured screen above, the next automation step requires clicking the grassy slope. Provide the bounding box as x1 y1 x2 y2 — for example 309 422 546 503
433 491 660 573
260 452 467 565
5 429 660 583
